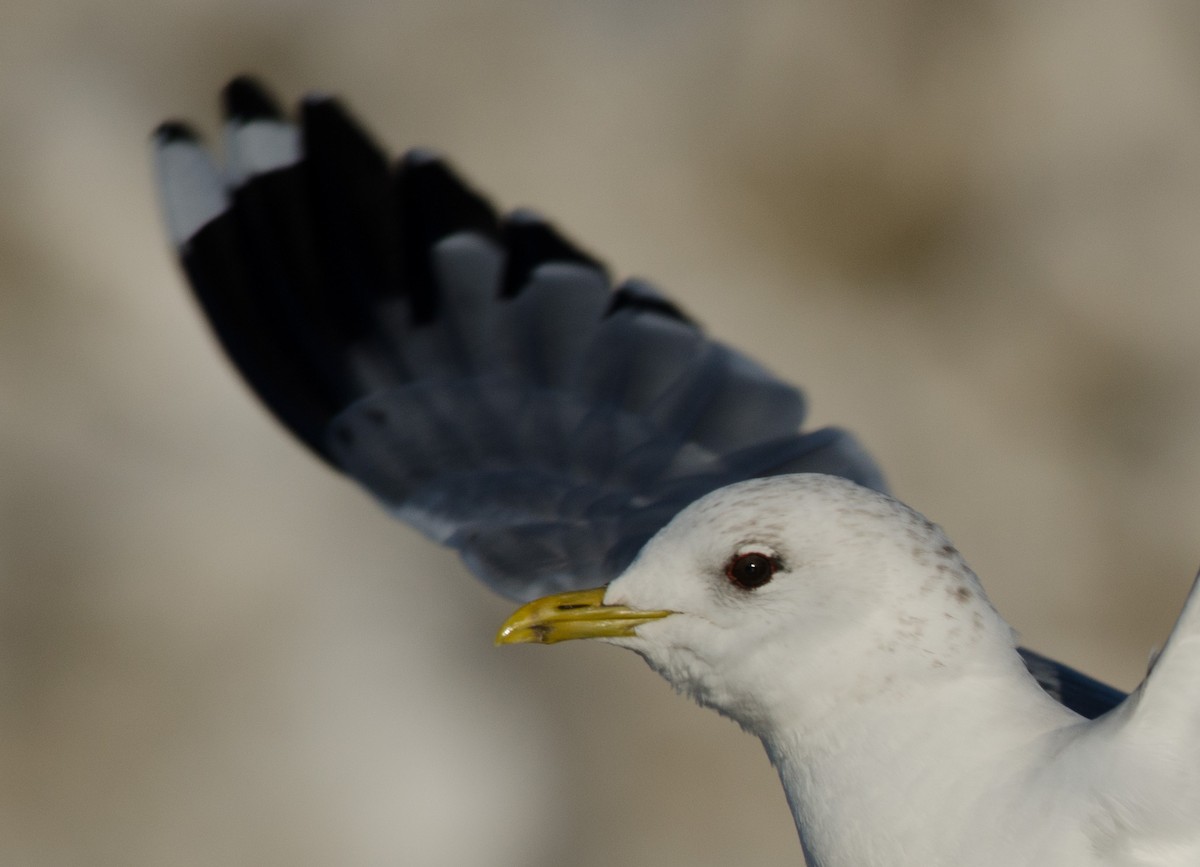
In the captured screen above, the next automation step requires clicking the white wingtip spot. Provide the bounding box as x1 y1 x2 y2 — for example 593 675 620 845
223 119 301 187
153 138 229 247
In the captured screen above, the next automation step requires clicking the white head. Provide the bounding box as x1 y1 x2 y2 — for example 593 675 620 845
499 474 1018 737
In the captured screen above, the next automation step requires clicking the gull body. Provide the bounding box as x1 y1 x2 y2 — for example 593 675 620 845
155 79 1189 866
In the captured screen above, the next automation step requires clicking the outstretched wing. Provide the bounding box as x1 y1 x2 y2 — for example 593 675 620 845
154 77 885 601
154 78 1128 713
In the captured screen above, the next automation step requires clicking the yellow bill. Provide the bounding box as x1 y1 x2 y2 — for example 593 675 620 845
496 587 673 646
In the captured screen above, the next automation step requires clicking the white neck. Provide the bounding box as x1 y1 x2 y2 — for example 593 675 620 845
756 651 1082 867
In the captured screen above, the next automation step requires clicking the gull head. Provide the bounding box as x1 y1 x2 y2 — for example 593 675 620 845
498 474 1015 734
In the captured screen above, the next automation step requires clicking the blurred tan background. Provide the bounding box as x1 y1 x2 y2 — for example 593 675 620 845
6 2 1200 865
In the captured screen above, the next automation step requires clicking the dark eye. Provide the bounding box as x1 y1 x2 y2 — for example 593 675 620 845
725 551 778 590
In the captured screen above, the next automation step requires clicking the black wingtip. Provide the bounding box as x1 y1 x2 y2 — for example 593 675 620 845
153 120 198 145
394 149 500 242
223 76 283 122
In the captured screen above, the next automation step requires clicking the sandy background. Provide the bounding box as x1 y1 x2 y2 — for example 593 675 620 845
6 2 1200 865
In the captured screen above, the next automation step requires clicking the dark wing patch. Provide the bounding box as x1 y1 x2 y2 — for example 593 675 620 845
1017 647 1127 720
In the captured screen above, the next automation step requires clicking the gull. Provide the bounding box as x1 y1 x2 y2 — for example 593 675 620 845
152 78 1196 866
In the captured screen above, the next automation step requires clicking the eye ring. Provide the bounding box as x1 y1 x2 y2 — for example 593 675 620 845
725 551 778 590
